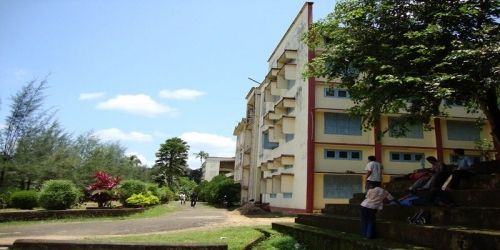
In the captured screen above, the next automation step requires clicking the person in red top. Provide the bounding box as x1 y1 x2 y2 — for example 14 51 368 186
360 186 397 239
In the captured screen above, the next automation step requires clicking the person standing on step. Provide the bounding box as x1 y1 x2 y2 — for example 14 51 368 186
360 186 398 239
365 155 383 191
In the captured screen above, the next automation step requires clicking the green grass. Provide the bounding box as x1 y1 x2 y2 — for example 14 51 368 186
91 226 306 250
0 203 178 227
92 226 264 250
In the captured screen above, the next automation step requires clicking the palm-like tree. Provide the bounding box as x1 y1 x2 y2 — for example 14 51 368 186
193 151 209 166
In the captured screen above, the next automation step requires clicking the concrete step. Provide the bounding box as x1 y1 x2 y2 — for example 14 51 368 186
272 222 430 250
323 204 500 230
349 189 500 207
295 214 500 250
384 173 500 193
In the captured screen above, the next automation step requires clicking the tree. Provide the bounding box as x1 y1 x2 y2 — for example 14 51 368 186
188 168 203 184
154 137 190 187
305 0 500 155
194 150 209 166
0 79 49 187
87 171 121 208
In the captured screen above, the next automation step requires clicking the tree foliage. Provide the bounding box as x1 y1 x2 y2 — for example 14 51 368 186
306 0 500 154
197 175 241 205
87 171 121 207
153 137 190 187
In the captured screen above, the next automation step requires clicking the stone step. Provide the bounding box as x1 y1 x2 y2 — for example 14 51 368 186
295 214 500 250
322 204 500 230
272 222 430 250
349 189 500 207
384 173 500 193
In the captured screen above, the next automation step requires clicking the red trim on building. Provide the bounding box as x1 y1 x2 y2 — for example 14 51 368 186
374 120 382 163
270 206 307 214
434 118 444 161
306 2 315 214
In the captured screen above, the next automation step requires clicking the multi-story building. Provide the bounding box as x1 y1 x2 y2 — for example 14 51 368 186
233 2 493 213
201 157 235 182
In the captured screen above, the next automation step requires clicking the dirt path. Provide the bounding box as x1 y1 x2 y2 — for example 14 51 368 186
0 203 294 245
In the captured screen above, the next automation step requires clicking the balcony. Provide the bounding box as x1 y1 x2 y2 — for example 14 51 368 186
265 68 280 82
277 49 297 67
263 111 280 125
274 154 295 166
275 115 295 134
274 97 295 110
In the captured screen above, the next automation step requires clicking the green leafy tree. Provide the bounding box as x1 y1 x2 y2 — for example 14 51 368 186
306 0 500 155
153 137 190 187
0 79 49 187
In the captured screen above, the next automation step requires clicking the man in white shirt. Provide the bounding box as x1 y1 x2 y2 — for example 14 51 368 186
365 155 382 191
360 186 396 239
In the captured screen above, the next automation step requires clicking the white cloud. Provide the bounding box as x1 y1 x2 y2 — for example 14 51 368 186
97 94 176 117
159 89 206 100
180 132 236 169
79 92 105 100
125 152 153 167
94 128 153 143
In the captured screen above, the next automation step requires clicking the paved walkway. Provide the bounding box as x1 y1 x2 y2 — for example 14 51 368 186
0 203 227 245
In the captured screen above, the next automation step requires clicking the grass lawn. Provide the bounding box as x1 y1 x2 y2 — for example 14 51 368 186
0 203 178 227
91 226 305 250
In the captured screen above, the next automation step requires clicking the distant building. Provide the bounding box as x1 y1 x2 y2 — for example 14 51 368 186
233 2 493 213
201 157 235 182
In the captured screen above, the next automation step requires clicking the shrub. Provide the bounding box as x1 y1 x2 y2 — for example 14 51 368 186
87 171 121 208
10 190 38 209
125 192 160 207
197 175 240 205
38 180 81 210
159 186 175 203
117 180 147 205
146 183 161 199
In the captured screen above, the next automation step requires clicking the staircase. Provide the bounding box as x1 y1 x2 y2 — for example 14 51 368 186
273 163 500 250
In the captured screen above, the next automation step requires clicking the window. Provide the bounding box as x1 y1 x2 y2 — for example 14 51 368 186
262 131 278 150
285 107 295 115
287 80 296 89
324 87 350 98
390 152 425 162
285 133 294 142
324 175 362 199
269 193 277 198
284 165 293 169
283 192 293 199
450 155 481 164
324 113 362 135
270 169 277 173
447 120 480 141
388 118 424 139
324 149 362 160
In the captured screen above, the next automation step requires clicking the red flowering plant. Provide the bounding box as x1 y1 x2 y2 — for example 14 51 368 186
87 171 121 208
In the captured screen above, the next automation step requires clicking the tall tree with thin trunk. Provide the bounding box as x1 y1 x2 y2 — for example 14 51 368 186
194 150 209 166
0 79 48 187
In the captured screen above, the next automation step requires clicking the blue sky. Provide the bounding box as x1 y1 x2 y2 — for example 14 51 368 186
0 0 336 169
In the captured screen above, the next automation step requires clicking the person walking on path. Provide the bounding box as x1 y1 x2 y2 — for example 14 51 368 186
365 155 383 191
179 193 186 205
190 192 198 207
360 186 397 239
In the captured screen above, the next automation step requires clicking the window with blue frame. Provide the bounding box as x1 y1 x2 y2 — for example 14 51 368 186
388 118 424 139
324 113 362 135
269 193 277 198
324 87 350 98
285 133 294 142
450 155 481 164
287 80 296 89
262 131 279 150
324 149 362 160
283 192 293 199
390 152 424 162
447 120 480 141
323 175 362 199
